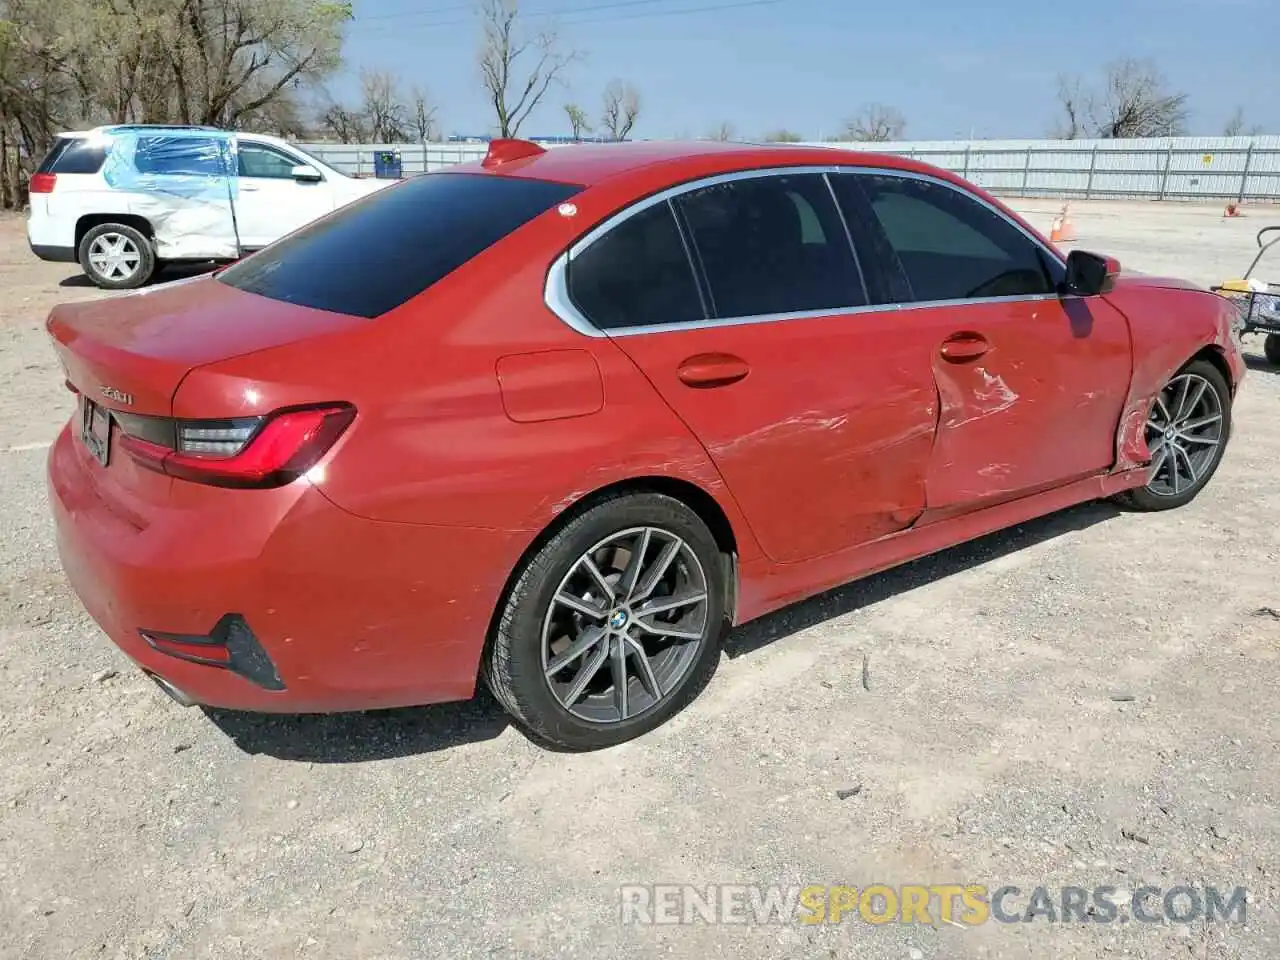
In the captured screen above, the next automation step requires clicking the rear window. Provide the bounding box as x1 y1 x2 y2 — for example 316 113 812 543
217 172 582 318
37 137 107 175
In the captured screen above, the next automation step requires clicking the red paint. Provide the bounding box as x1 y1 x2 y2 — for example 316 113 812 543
496 350 604 423
482 138 549 169
45 142 1247 714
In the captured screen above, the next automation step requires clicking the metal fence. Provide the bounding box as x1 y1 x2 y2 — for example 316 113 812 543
298 135 1280 203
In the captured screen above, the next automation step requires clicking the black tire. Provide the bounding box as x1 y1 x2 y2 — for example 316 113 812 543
484 492 727 751
1113 358 1232 512
78 222 156 290
1265 333 1280 366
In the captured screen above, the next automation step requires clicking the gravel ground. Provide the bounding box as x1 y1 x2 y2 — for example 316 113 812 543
1 200 1279 960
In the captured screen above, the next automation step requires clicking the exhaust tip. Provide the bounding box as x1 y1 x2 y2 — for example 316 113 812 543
145 671 196 708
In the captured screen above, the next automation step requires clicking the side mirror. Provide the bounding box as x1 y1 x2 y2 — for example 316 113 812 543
291 164 322 183
1064 249 1121 296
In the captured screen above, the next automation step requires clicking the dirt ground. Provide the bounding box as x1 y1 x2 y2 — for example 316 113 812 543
1 200 1279 960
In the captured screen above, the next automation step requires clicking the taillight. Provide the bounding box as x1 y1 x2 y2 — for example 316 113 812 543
29 173 56 194
118 404 355 489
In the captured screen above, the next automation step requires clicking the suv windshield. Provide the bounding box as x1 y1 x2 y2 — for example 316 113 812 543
217 172 581 318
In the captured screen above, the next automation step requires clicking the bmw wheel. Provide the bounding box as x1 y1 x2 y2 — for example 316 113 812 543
485 492 727 751
1115 359 1231 511
79 223 157 290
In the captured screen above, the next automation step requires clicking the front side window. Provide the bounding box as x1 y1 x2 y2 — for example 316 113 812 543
238 144 303 179
673 173 865 319
567 201 705 330
849 174 1057 302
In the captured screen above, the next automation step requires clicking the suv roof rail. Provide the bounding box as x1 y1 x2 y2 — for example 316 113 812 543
99 124 225 133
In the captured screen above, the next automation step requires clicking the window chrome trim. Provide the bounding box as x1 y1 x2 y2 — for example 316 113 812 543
542 163 1069 339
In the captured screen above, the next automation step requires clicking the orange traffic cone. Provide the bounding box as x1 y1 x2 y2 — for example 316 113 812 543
1050 202 1076 243
1224 202 1243 218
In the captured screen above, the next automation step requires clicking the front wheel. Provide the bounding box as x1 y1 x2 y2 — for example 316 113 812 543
1114 358 1231 511
484 493 727 751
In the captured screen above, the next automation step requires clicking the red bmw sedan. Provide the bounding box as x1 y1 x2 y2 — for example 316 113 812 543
46 139 1245 750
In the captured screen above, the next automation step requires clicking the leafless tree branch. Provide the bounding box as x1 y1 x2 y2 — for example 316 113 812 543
599 78 639 141
477 0 578 139
841 103 906 142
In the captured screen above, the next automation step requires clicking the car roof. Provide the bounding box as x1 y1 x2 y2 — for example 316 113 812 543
452 139 943 189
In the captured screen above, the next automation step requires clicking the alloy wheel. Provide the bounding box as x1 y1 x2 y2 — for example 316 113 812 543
541 526 710 724
1144 372 1224 497
88 232 142 283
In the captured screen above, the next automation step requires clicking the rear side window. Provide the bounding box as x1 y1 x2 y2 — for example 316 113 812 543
217 172 581 318
37 138 107 175
848 174 1056 302
567 202 705 330
673 173 866 319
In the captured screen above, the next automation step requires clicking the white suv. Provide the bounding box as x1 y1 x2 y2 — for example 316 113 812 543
27 125 393 289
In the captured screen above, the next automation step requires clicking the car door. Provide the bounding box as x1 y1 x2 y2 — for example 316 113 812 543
562 169 942 564
233 140 336 249
830 171 1133 521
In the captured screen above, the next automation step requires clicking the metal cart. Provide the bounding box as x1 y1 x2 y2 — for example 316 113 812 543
1212 226 1280 366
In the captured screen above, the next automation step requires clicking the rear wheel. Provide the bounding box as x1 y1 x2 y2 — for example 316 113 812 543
1114 359 1231 511
484 493 726 751
1265 333 1280 366
79 223 156 290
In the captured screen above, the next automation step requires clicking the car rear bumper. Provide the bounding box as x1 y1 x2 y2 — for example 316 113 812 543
30 242 77 263
47 423 520 713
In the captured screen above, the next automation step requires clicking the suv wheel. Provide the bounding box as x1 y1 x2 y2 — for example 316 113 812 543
484 493 727 751
79 223 156 290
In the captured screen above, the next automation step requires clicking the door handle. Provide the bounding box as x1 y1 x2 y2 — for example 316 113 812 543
676 353 750 388
939 333 990 362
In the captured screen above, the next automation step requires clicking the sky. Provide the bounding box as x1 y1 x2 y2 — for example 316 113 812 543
336 0 1280 142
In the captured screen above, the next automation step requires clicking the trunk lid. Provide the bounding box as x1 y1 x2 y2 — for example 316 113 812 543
47 273 366 417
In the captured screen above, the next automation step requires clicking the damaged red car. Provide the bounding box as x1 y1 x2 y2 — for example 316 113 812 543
46 139 1245 750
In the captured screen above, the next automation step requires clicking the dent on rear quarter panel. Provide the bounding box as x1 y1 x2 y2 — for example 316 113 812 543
1104 285 1235 470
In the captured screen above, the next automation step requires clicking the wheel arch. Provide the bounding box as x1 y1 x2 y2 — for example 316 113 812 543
75 214 155 252
1189 343 1236 397
480 475 743 682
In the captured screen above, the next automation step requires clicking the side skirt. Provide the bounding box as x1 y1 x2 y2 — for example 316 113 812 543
735 467 1147 624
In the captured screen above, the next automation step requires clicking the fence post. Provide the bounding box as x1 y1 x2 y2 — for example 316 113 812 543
1085 144 1098 200
1021 146 1032 195
1157 143 1173 200
1238 142 1254 204
962 145 971 180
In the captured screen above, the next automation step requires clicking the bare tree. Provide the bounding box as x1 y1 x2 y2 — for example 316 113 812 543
599 79 639 141
1093 58 1187 138
841 103 906 142
563 102 590 140
1053 58 1188 139
319 102 368 143
706 121 735 141
1223 106 1262 138
1051 74 1085 139
359 69 409 142
410 85 439 142
763 129 802 142
477 0 577 139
